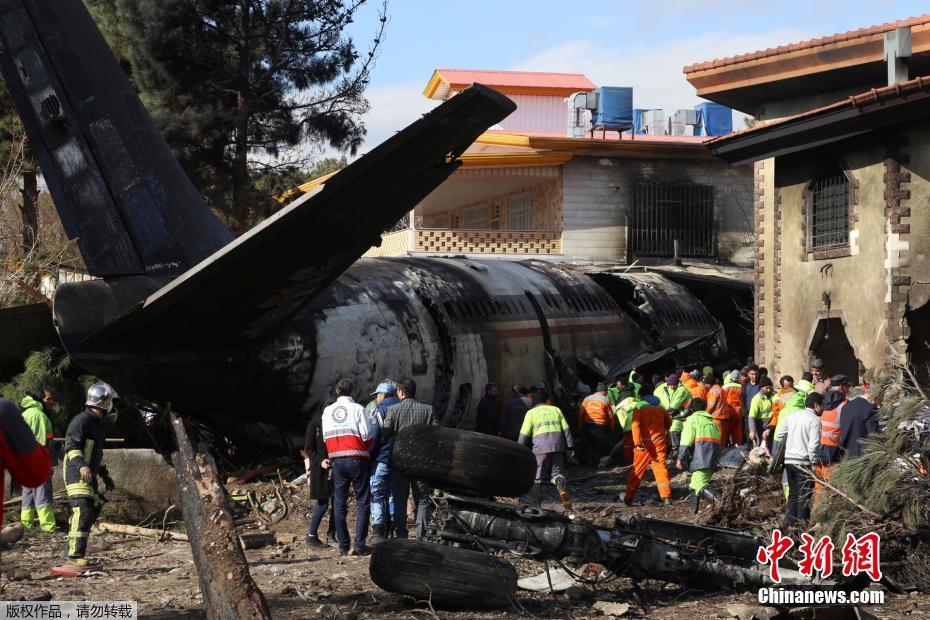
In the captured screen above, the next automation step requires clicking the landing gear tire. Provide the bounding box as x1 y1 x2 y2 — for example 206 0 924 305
369 539 517 609
391 425 535 497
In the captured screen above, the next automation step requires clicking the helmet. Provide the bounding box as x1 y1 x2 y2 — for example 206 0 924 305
86 382 118 413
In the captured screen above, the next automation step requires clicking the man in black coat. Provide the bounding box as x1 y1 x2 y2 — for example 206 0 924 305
839 387 879 459
476 384 499 435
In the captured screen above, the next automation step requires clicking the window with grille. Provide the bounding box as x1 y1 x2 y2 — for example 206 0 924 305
630 182 715 258
463 205 489 229
808 170 849 250
490 204 501 230
506 194 533 230
450 213 460 229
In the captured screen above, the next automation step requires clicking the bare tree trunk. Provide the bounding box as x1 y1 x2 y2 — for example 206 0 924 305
170 414 271 619
231 0 251 233
20 167 38 252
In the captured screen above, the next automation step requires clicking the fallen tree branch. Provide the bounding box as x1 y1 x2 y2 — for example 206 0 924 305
812 472 885 521
98 522 189 542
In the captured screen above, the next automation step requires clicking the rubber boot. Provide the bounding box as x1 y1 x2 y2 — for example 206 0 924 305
20 508 36 530
700 486 720 503
689 491 700 515
369 524 386 546
37 506 57 533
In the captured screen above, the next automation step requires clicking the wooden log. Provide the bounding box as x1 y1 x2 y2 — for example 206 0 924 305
170 414 271 619
97 522 189 542
238 532 276 550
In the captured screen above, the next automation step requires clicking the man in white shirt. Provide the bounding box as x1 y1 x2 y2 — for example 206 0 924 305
775 391 824 528
322 378 373 556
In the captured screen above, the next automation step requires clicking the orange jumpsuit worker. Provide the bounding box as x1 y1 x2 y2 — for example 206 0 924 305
721 371 744 446
680 369 706 401
623 397 672 506
578 387 615 467
705 375 735 448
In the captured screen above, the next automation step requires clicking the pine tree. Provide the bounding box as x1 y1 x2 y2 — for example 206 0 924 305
87 0 386 230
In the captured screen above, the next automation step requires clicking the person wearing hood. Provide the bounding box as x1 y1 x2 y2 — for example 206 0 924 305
722 371 744 446
20 387 57 532
676 398 721 514
519 387 574 508
747 376 774 449
367 381 400 545
776 392 823 528
766 374 816 499
654 374 691 455
704 375 736 448
612 385 639 465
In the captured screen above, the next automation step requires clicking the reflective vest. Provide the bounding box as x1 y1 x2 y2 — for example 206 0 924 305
706 384 733 420
722 382 743 417
679 410 720 471
631 404 672 452
614 397 637 433
579 392 614 430
748 392 773 420
519 405 573 455
654 382 691 411
818 401 846 464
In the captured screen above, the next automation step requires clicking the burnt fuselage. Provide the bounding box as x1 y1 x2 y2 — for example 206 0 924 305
55 257 721 429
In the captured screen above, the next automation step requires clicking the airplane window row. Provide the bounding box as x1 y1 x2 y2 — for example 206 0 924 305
541 291 614 314
443 298 528 320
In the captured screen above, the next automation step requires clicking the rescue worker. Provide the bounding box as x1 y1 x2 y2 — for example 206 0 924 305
383 378 436 540
676 398 720 514
518 388 574 509
722 371 744 446
20 387 57 532
680 368 705 401
766 374 816 499
476 384 499 435
776 392 823 528
747 376 774 448
367 381 399 546
0 399 52 528
811 359 832 394
623 397 672 505
704 375 735 448
611 385 638 465
578 386 614 466
814 376 848 500
64 383 117 566
654 374 691 455
322 378 372 556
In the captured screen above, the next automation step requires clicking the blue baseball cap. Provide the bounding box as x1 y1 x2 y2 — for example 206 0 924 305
370 381 396 396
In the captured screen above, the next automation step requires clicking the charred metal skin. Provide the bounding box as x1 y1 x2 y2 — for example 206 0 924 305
427 491 835 591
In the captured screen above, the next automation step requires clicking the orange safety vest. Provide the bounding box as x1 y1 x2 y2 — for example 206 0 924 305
631 405 672 453
579 393 615 430
820 402 844 447
706 384 733 420
681 374 706 400
723 383 743 417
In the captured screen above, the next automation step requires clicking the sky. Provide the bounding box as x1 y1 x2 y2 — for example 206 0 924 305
329 0 929 159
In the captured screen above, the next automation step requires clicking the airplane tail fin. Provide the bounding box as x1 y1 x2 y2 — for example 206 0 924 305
0 0 233 277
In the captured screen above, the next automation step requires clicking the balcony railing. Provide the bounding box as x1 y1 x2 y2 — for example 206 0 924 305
363 229 562 257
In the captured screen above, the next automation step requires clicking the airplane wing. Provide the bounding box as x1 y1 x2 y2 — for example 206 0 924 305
74 84 517 349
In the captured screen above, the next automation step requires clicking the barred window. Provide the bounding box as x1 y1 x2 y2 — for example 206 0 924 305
506 194 533 230
808 170 849 249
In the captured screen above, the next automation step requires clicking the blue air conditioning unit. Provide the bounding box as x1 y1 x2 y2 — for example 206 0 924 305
592 86 633 133
694 102 733 136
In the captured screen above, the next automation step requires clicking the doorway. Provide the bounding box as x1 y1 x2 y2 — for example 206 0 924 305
905 303 930 388
809 318 859 384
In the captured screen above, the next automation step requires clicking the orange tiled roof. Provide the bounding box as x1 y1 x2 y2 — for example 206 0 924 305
708 75 930 144
424 69 595 99
684 14 930 73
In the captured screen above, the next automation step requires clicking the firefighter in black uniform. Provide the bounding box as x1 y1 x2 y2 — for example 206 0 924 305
64 383 117 566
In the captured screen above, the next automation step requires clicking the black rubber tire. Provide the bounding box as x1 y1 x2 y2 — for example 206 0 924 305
370 539 517 609
390 424 535 497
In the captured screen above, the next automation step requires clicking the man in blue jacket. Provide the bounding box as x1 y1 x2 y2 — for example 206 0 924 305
367 381 399 545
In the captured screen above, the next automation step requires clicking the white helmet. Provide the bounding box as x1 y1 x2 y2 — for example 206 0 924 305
86 382 118 413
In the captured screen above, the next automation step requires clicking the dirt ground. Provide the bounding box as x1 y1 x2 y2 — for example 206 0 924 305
1 464 927 619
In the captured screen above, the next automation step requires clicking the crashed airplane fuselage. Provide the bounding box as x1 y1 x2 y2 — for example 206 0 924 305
0 0 723 429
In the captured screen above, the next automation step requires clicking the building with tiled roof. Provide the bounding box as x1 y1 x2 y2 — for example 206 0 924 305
688 16 930 384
